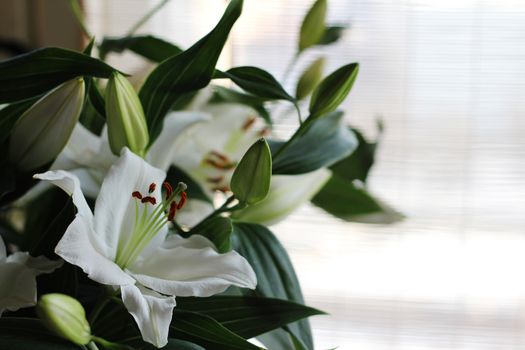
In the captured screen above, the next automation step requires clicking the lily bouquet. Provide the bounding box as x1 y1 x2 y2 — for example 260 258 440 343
0 0 400 349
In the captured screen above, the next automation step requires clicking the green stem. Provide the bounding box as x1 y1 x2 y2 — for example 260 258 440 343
126 0 171 36
68 0 92 38
86 341 100 350
196 195 236 226
281 52 300 85
271 117 313 161
88 290 114 324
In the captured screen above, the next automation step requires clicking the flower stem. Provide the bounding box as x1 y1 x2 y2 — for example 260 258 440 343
86 341 100 350
126 0 171 36
68 0 92 39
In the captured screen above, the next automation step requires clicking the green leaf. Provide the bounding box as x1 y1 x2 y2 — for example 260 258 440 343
23 188 72 254
177 296 324 340
215 66 295 104
231 138 272 205
0 318 80 350
170 310 261 350
29 196 75 258
271 111 357 175
166 165 211 203
139 0 243 143
330 126 380 183
100 35 183 62
231 223 314 350
309 62 359 118
299 0 327 52
295 57 325 100
210 86 271 124
311 175 404 224
0 47 117 103
188 216 232 253
317 25 346 46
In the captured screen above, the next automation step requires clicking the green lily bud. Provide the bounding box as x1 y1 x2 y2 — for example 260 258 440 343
296 57 325 100
105 71 149 156
309 62 359 118
8 78 85 171
36 293 92 345
231 138 272 205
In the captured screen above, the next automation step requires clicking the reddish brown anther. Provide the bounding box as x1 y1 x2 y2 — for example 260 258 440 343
210 151 229 162
141 196 157 205
177 192 187 210
168 202 177 221
258 127 271 137
163 181 173 199
242 116 256 131
206 176 224 184
148 183 156 194
212 186 230 192
132 191 143 199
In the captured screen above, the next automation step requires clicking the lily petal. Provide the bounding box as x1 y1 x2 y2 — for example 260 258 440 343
0 252 62 316
148 111 210 171
175 199 214 228
128 234 256 297
232 169 332 225
121 284 176 348
93 148 166 261
34 170 94 222
55 215 134 286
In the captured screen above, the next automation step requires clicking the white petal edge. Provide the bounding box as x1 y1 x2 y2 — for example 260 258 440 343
121 284 176 348
55 214 134 286
0 252 62 316
128 234 257 297
232 168 332 225
34 170 93 221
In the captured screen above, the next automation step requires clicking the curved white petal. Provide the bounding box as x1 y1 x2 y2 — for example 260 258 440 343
232 169 332 225
55 215 134 286
34 170 93 222
93 148 166 261
6 252 63 274
148 111 210 171
0 261 38 316
128 234 256 297
0 252 62 316
175 199 214 228
121 284 176 348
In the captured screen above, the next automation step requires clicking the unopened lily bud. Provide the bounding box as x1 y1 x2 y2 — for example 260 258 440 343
106 72 149 156
8 78 85 171
36 293 91 345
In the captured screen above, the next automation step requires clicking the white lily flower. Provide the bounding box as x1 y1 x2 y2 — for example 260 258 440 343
0 236 63 316
35 148 256 348
232 168 332 225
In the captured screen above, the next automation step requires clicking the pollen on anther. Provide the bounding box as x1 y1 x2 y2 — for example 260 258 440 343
177 192 187 210
141 196 157 205
148 183 157 194
132 191 143 199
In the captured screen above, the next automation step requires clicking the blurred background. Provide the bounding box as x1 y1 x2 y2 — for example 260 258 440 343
2 0 525 348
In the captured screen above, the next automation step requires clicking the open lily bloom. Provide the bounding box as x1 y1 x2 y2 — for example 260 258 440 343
171 102 331 225
35 148 256 348
0 236 63 316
